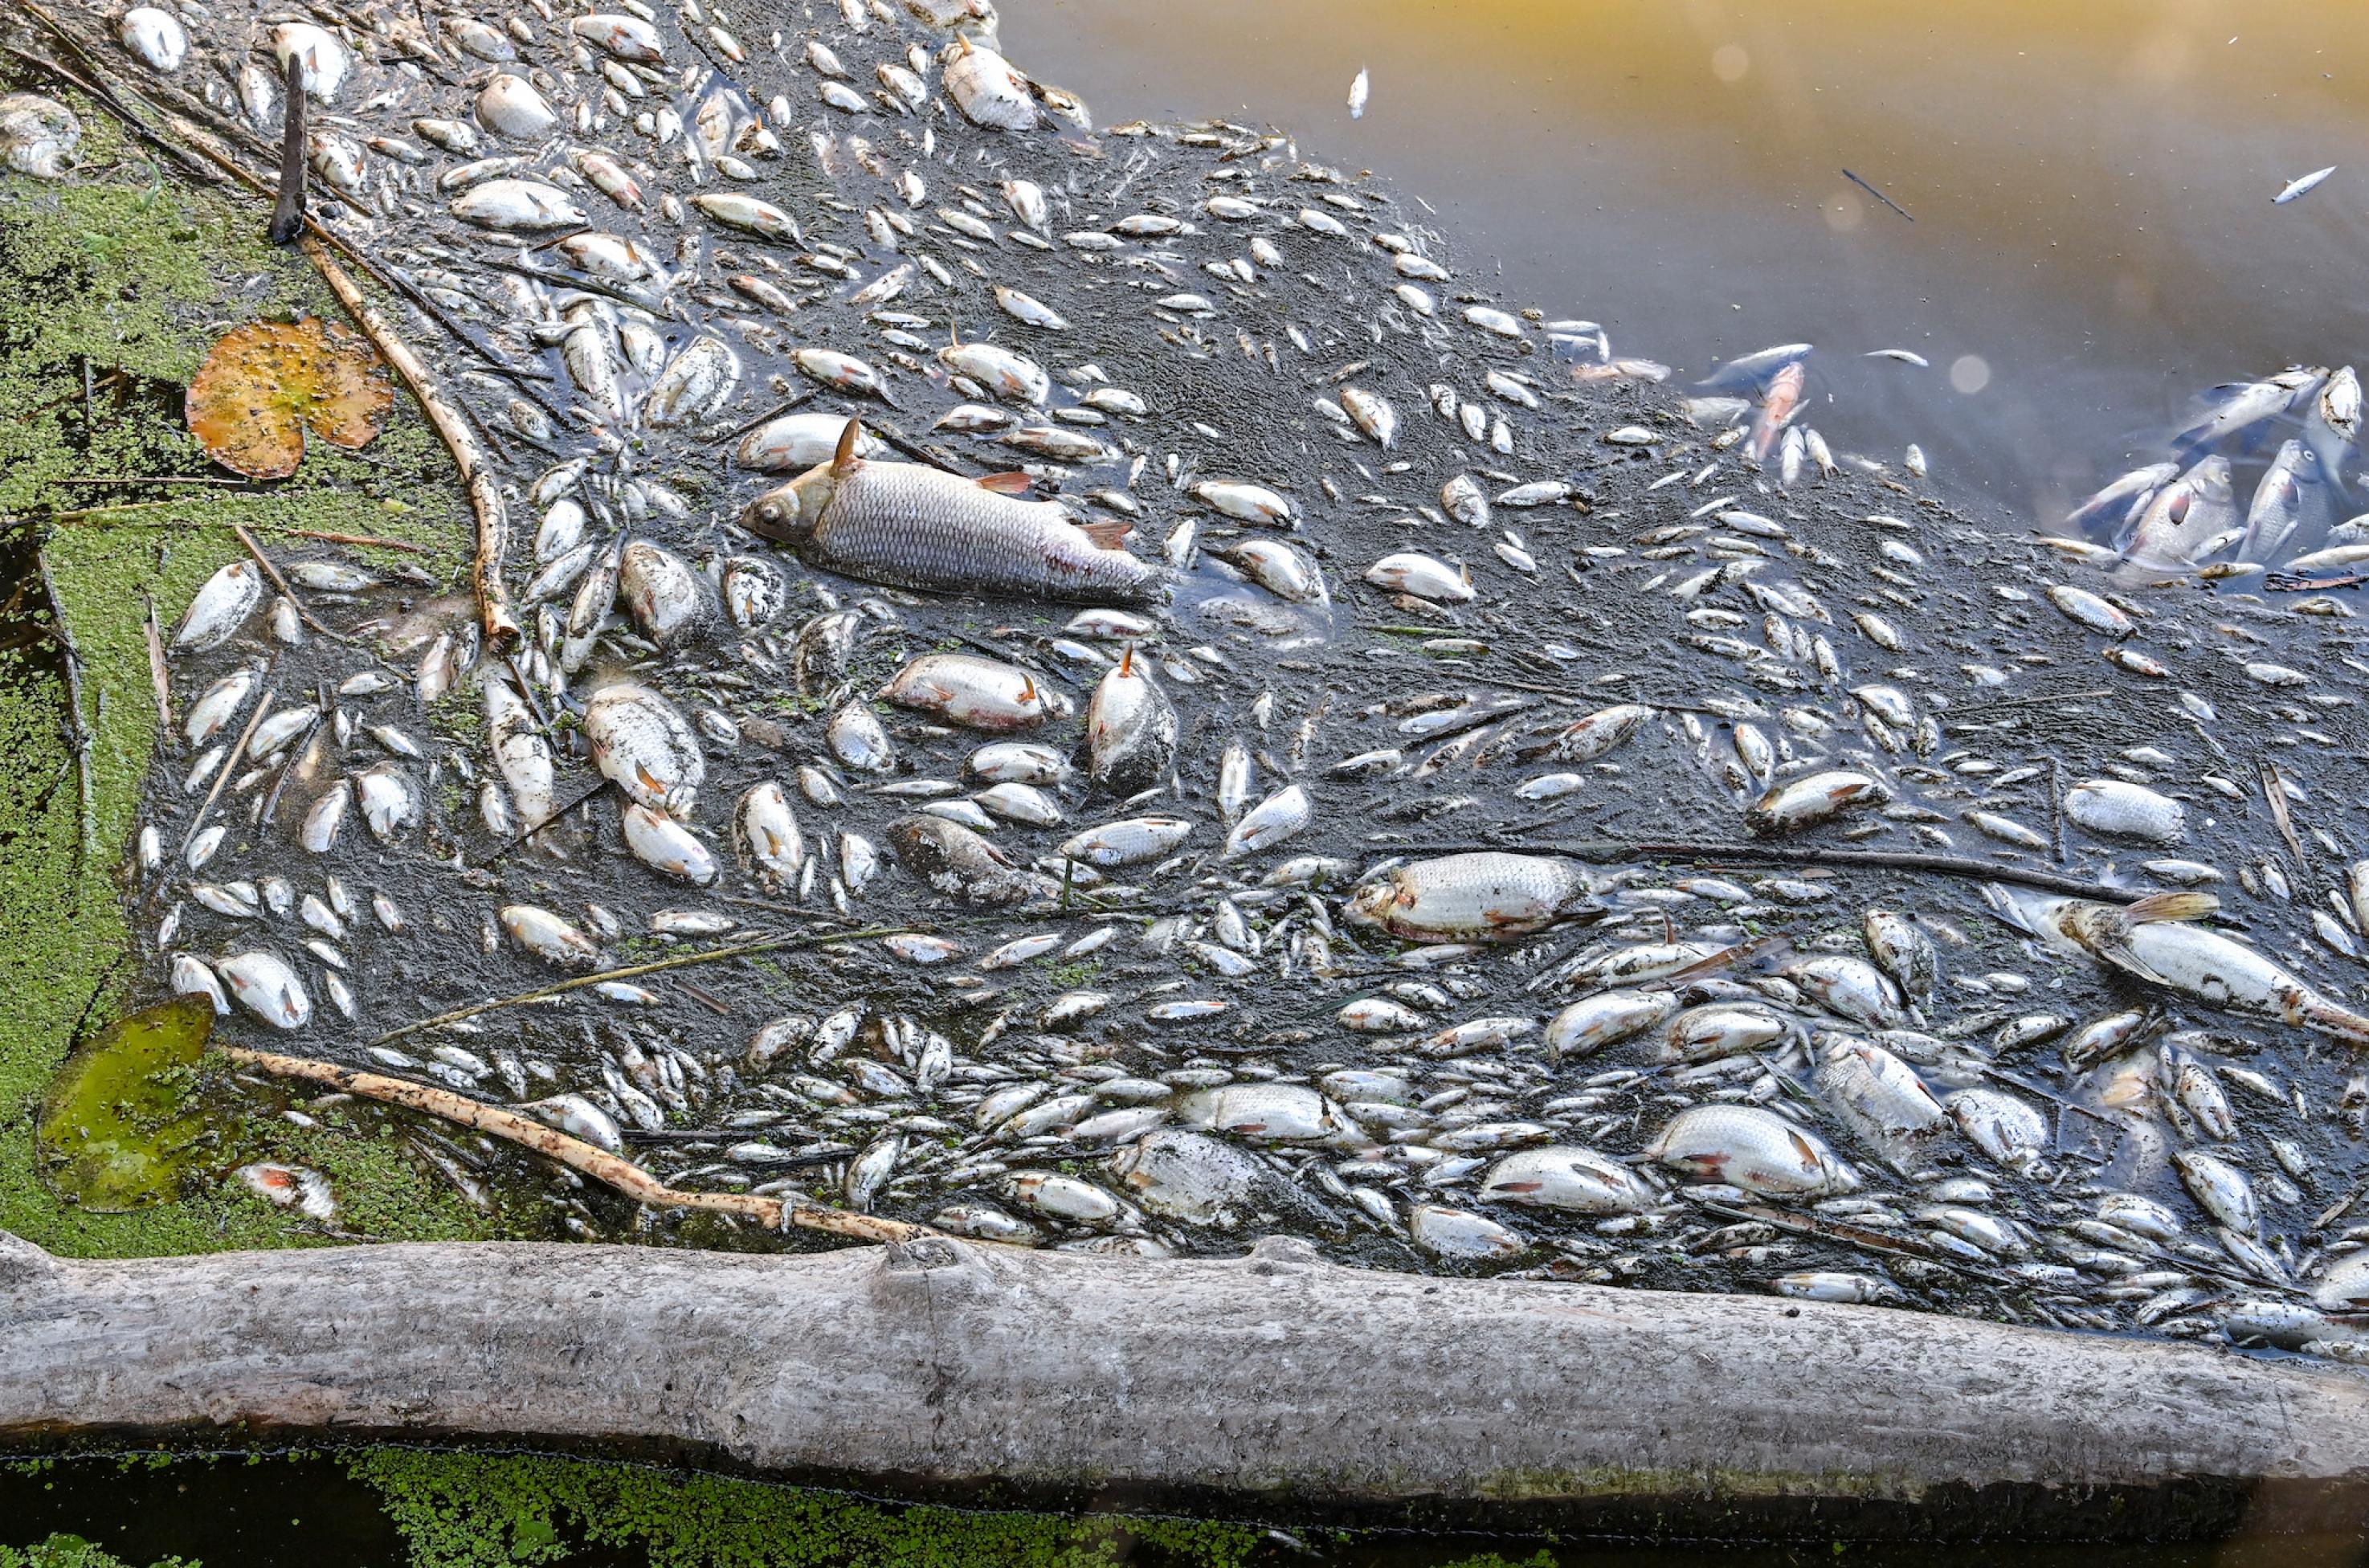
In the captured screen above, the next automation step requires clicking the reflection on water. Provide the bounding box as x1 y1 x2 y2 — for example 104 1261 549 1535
1007 0 2369 527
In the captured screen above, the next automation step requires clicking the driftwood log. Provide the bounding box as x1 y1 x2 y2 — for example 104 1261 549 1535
4 1231 2368 1540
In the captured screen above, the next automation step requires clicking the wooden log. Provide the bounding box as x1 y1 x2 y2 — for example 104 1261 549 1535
3 1231 2367 1538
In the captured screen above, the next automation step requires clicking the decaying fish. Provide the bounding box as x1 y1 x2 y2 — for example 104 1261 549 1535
745 423 1160 602
1987 887 2369 1045
1344 853 1603 941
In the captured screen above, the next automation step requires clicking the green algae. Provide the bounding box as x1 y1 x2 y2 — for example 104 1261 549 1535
347 1452 1261 1568
0 1536 194 1568
0 108 473 1260
35 996 213 1211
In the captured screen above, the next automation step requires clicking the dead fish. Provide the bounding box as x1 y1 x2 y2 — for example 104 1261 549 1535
583 682 705 815
617 540 715 650
2274 165 2337 205
879 651 1072 729
745 424 1158 602
1343 852 1603 941
1745 770 1892 835
945 37 1039 130
1645 1105 1860 1198
1191 479 1295 527
888 813 1061 904
737 412 884 472
1085 646 1176 794
1480 1145 1660 1213
1365 551 1472 602
1987 885 2369 1045
173 561 263 652
0 93 79 180
2063 778 2185 844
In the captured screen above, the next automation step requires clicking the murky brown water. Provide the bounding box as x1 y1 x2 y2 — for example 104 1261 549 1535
1007 0 2369 524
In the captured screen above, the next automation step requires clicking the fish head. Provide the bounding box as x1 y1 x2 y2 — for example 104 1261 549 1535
1341 880 1396 930
741 473 828 545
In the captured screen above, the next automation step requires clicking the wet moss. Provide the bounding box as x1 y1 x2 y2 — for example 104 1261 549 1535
0 117 470 1259
347 1452 1261 1568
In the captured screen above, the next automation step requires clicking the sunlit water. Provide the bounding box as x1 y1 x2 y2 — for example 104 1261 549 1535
1008 0 2369 527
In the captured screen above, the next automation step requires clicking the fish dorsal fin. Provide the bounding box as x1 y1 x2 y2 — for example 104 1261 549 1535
975 470 1031 494
832 417 864 478
1077 517 1133 550
1117 643 1134 677
2126 891 2219 925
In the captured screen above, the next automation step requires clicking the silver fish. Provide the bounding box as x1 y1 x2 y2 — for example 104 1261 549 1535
745 427 1158 602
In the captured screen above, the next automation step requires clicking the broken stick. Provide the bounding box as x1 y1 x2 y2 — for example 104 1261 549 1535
296 235 521 654
215 1043 931 1247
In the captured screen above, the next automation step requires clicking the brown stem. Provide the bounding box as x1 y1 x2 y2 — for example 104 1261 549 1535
229 521 342 642
34 548 94 864
296 235 521 653
1447 837 2146 904
365 923 926 1047
213 1045 929 1247
179 685 272 858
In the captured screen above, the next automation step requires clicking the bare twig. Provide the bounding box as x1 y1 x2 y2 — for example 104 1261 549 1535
365 923 926 1047
1700 1201 2014 1287
1446 837 2145 903
34 548 95 863
181 685 272 858
297 235 521 653
141 592 173 735
214 1044 931 1246
470 774 609 868
7 505 438 554
267 51 305 244
229 521 342 641
47 475 252 488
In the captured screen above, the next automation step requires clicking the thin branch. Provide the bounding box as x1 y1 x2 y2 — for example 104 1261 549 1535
297 234 521 653
1446 837 2146 904
34 548 95 864
214 1044 930 1246
267 51 304 245
180 685 272 858
364 923 927 1047
229 521 342 642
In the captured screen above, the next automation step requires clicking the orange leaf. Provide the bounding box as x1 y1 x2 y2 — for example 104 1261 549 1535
186 317 395 480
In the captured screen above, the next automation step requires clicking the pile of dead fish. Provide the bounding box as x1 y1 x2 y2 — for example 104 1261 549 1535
16 0 2369 1364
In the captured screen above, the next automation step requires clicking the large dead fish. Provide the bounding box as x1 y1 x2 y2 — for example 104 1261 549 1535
1344 851 1604 941
1984 885 2369 1046
742 420 1162 603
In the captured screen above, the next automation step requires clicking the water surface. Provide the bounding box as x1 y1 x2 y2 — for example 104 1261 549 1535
1008 0 2369 522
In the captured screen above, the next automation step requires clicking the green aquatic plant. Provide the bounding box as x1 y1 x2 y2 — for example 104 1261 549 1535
35 995 213 1211
349 1452 1260 1568
0 1536 194 1568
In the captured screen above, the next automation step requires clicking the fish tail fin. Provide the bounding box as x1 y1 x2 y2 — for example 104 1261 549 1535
1078 517 1134 550
2126 891 2219 924
2307 1001 2369 1049
832 418 864 477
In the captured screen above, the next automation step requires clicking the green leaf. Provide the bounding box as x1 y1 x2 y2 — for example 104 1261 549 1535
36 995 214 1211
